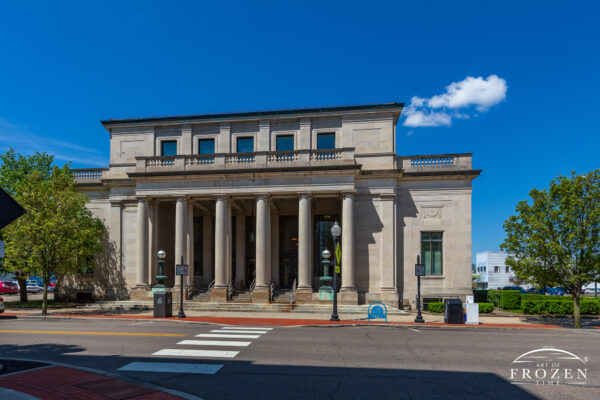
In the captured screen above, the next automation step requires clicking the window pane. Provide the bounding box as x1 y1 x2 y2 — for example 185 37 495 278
422 241 432 275
198 139 215 155
276 135 294 151
431 232 442 241
161 141 177 156
237 137 254 153
432 241 442 275
317 133 335 149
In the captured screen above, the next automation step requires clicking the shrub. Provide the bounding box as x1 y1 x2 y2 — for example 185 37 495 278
428 302 444 313
489 290 521 310
522 299 600 315
479 302 494 313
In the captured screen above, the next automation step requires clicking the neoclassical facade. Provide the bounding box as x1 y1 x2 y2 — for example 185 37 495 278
71 103 480 308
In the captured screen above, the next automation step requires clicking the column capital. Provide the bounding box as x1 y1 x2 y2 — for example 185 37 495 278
341 191 355 199
214 195 230 203
298 192 312 200
255 193 270 200
135 196 147 203
109 199 123 206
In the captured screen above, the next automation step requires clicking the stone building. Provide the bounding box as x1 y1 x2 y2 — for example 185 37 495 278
71 103 480 308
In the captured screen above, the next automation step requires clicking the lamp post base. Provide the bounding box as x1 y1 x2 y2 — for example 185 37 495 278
330 314 340 322
177 309 186 318
414 314 425 323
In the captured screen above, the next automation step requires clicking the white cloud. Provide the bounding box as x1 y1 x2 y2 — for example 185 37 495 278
403 74 507 128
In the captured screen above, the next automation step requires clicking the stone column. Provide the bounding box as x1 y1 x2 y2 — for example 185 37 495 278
253 195 270 303
296 193 312 301
202 215 213 286
235 214 246 289
108 200 124 300
147 199 157 287
379 193 399 308
175 197 186 272
211 197 228 301
186 199 194 291
341 193 358 304
135 198 148 290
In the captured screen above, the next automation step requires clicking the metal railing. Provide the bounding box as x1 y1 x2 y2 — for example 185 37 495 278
208 280 215 294
290 279 297 308
270 282 274 302
227 278 236 300
249 279 256 294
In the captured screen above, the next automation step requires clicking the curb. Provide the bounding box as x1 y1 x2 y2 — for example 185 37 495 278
0 312 570 329
0 357 203 400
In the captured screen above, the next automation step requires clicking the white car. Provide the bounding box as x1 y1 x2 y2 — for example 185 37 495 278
26 284 42 293
0 297 5 313
584 287 598 295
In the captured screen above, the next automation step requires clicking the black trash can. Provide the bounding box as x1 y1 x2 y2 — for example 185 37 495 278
444 299 464 324
154 291 172 318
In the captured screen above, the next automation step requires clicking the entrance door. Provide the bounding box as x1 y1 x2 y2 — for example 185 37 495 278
314 215 340 288
279 216 298 289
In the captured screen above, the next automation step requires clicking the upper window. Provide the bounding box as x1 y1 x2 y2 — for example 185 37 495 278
161 140 177 156
198 138 215 155
237 137 254 153
421 232 442 275
317 133 335 149
276 135 294 151
494 266 499 273
505 266 510 273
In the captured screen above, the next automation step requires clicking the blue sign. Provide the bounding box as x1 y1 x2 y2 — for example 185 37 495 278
368 302 388 323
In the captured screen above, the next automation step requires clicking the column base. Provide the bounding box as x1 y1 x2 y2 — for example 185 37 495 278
130 287 150 301
340 288 358 305
365 291 400 308
210 287 228 302
295 288 313 302
252 287 270 304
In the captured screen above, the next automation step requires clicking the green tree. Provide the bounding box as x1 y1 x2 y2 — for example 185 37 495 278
501 170 600 328
0 149 54 301
2 165 105 315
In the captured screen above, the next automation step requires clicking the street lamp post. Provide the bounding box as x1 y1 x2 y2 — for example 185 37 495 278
330 220 341 322
155 249 167 290
414 255 425 323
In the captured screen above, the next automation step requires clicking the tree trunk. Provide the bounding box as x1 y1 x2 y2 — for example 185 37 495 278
573 291 581 329
42 278 48 316
18 277 27 302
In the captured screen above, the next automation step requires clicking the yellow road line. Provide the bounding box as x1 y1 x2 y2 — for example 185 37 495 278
0 330 185 337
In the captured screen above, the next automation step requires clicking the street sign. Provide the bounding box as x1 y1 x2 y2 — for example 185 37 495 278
175 264 189 276
415 263 425 276
335 243 341 265
0 188 26 230
335 265 340 274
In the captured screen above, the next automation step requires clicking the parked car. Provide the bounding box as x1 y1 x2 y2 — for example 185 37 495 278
502 286 526 293
545 287 565 296
584 287 598 295
26 283 42 293
0 281 19 295
525 287 544 294
0 297 4 314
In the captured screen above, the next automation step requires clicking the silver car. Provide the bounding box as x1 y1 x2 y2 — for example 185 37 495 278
0 296 5 313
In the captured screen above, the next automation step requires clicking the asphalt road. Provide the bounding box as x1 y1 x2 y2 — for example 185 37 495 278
0 317 598 400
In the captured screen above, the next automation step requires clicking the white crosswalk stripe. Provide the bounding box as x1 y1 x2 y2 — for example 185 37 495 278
222 327 274 330
177 339 251 347
119 361 223 375
210 329 269 334
153 349 239 358
196 333 262 339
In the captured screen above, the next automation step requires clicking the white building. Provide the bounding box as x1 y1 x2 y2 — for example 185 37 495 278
68 103 481 308
475 251 517 290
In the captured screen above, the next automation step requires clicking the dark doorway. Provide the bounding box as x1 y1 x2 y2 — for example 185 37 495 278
314 214 340 280
279 215 298 289
245 216 256 286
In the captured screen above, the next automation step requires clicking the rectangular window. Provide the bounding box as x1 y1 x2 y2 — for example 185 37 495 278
161 140 177 156
421 232 442 275
505 266 510 273
494 266 499 273
198 138 215 155
276 135 294 151
237 137 254 153
317 133 335 149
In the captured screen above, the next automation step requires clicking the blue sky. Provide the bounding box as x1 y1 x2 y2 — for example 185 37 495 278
1 1 599 259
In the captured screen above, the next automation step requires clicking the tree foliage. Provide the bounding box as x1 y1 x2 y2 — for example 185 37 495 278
501 170 600 327
2 164 105 315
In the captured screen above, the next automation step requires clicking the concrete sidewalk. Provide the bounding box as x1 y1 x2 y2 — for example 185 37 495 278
2 307 588 329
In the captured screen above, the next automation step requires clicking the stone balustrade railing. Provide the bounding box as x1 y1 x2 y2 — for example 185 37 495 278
135 148 355 173
398 153 472 172
71 168 107 182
